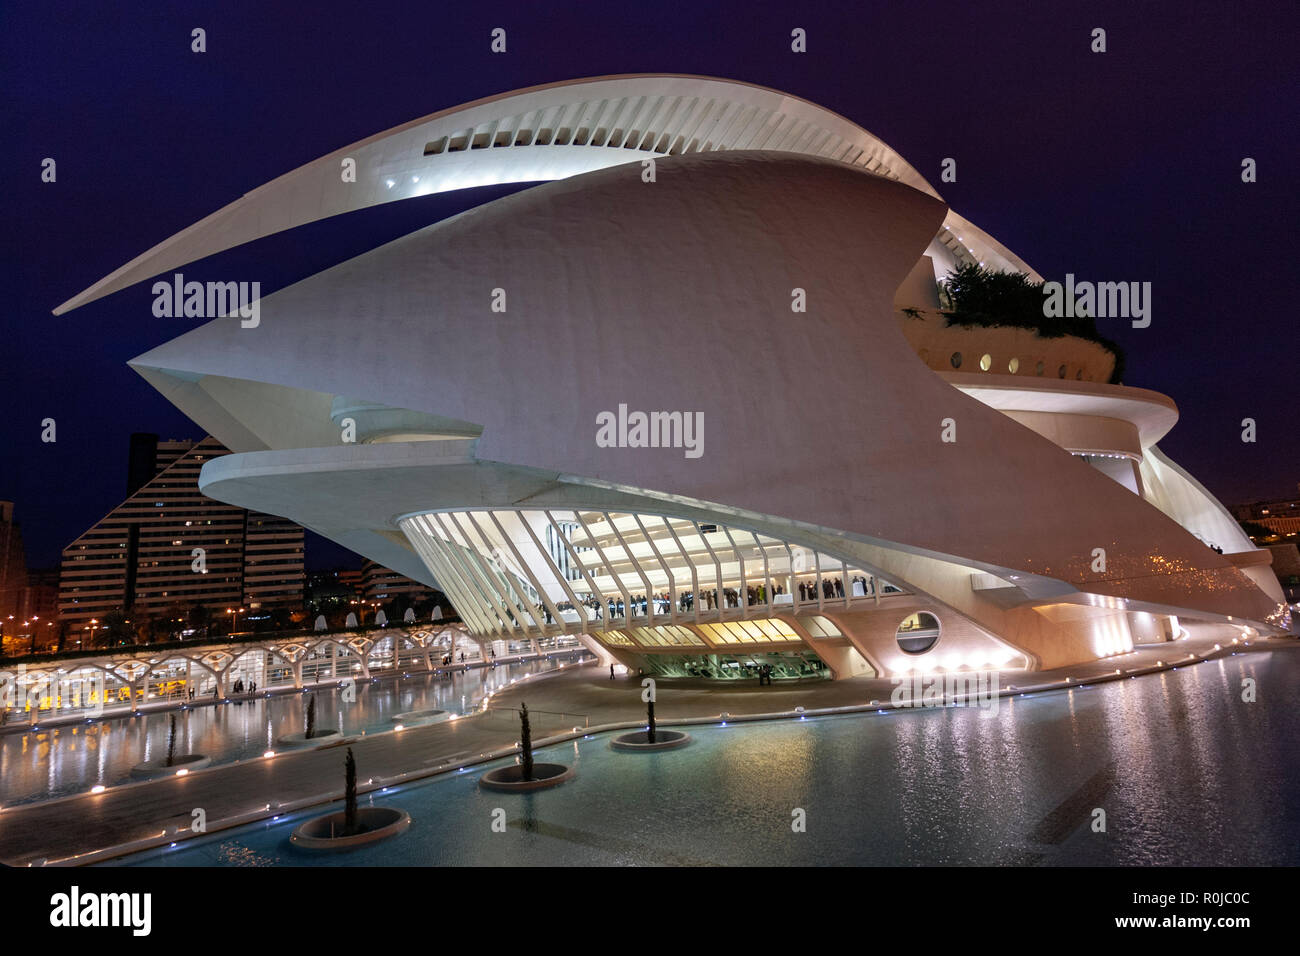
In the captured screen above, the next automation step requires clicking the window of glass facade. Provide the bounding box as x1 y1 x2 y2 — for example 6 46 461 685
896 611 941 654
698 618 799 645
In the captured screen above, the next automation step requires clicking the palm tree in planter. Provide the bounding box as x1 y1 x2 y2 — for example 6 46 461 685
290 744 411 846
305 694 317 740
342 747 358 836
131 706 211 778
610 686 690 751
519 702 534 781
165 714 178 768
479 699 573 790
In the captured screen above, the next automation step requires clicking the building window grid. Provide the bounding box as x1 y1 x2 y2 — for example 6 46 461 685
402 508 906 639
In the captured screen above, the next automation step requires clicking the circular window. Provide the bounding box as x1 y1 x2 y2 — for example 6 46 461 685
1008 357 1020 374
979 353 992 371
896 612 941 654
1035 360 1045 376
1075 369 1084 380
950 351 962 369
1058 364 1068 378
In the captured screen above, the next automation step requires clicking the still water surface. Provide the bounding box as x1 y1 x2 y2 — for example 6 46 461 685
112 648 1300 866
0 652 586 806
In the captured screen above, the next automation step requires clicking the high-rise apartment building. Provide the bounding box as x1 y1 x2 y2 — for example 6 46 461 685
360 558 440 605
0 501 29 621
59 435 305 623
1232 485 1300 536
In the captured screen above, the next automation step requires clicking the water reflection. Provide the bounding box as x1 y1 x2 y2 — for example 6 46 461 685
111 649 1300 867
0 652 587 806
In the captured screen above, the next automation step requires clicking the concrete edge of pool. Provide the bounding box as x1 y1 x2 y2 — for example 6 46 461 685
20 636 1289 868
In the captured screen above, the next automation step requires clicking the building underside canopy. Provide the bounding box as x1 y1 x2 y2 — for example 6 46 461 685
399 508 912 643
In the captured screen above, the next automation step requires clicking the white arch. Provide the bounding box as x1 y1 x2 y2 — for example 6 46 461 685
53 73 1034 316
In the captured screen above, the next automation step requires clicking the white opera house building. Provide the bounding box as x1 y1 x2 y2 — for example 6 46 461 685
58 75 1290 682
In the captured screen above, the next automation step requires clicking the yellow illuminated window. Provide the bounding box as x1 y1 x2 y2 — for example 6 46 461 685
699 618 796 645
799 615 842 638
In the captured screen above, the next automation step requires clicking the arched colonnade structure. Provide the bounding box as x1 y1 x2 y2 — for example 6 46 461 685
0 624 512 724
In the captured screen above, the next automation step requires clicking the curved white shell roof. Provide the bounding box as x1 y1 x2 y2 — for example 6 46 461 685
54 73 1036 315
128 150 1275 632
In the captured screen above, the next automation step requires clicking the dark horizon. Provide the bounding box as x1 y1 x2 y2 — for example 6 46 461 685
3 0 1296 568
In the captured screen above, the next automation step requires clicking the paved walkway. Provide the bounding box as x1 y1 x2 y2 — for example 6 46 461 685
0 624 1291 865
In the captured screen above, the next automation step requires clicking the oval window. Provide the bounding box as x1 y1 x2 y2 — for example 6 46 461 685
950 352 962 369
896 612 941 654
1035 361 1045 376
1058 364 1068 378
979 353 992 371
1008 357 1020 374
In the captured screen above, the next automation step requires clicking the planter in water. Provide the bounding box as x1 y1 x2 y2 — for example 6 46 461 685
292 747 410 849
479 701 572 791
290 806 411 850
132 713 211 776
276 729 343 746
479 761 574 792
390 708 450 725
130 753 212 778
612 695 690 749
611 728 691 751
279 692 341 745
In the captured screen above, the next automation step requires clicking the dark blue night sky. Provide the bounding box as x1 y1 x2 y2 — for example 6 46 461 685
2 0 1295 568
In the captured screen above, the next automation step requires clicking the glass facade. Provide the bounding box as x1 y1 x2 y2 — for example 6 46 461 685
399 508 910 641
635 651 832 681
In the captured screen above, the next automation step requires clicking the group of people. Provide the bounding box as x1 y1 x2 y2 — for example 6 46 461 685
797 575 875 601
517 571 892 628
185 678 256 700
680 585 789 610
800 577 847 600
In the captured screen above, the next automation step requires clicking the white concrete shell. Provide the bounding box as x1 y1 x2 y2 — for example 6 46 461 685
53 74 1034 316
113 144 1287 674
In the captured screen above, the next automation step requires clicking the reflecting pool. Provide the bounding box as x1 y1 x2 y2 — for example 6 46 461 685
110 648 1300 866
0 652 588 806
